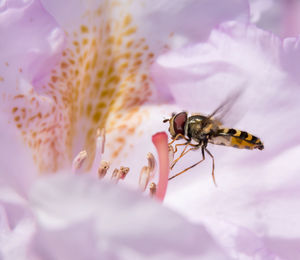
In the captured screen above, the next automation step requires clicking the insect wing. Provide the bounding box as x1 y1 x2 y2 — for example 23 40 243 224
205 89 244 126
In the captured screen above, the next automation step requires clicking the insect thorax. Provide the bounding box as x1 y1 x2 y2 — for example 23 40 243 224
185 115 221 143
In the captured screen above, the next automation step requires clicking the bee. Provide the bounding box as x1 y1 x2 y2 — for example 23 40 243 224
163 99 264 185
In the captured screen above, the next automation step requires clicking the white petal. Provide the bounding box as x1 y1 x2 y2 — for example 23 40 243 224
29 174 232 259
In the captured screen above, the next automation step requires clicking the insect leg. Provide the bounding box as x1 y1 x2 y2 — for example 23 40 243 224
172 141 204 169
173 141 200 153
204 147 216 186
169 133 190 146
171 142 190 169
168 145 205 181
173 141 189 154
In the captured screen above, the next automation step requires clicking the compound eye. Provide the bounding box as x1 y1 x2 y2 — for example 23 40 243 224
173 112 187 135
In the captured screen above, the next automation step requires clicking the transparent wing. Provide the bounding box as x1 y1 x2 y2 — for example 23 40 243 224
208 89 243 119
204 89 245 127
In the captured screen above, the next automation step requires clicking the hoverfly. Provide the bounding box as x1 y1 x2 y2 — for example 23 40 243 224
163 96 264 185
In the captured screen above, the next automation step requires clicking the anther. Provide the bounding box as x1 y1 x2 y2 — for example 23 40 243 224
72 150 88 173
98 160 110 179
118 166 130 180
149 182 157 197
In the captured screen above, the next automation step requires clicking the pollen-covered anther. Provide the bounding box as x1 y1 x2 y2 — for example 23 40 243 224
72 150 88 173
118 166 130 180
149 182 157 197
98 160 110 178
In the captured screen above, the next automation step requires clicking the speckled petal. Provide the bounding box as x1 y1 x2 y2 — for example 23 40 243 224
29 174 232 260
0 0 67 173
20 0 250 172
2 0 249 173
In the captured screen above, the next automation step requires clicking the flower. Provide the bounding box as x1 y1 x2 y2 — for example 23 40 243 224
0 0 254 259
152 20 300 259
3 0 300 259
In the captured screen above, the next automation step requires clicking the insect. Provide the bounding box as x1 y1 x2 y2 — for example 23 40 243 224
163 98 264 185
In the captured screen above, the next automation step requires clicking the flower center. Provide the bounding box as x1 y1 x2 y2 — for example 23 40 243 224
71 130 170 200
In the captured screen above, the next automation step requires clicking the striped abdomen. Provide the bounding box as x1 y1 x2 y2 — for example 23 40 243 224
210 128 264 150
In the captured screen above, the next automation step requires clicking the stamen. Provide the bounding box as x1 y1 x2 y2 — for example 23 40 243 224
149 182 157 197
72 150 88 173
98 160 110 179
152 132 169 202
111 166 129 183
147 152 156 174
98 128 106 154
91 128 105 177
138 153 156 191
111 168 120 183
139 166 150 191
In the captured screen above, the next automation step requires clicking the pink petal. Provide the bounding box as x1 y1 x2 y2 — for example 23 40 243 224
249 0 274 23
0 0 65 91
281 37 300 84
0 187 35 259
152 21 300 259
29 174 232 259
249 0 300 38
0 112 37 195
0 111 36 258
0 0 69 173
41 0 249 47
